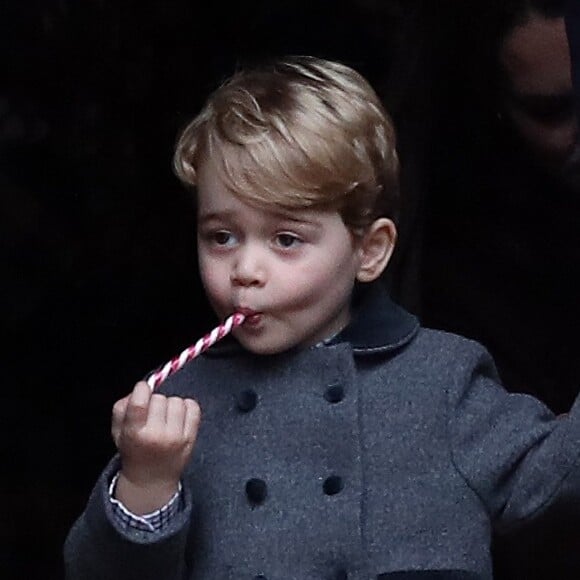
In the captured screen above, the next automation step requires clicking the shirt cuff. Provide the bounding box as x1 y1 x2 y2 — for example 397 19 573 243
108 472 182 533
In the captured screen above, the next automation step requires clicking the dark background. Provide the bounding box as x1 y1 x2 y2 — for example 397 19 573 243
2 2 420 578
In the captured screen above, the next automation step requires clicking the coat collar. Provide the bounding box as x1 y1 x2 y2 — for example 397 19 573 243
328 280 419 354
206 280 419 357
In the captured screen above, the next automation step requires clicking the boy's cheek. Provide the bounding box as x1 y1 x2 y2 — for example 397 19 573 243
201 277 223 303
199 270 229 310
199 260 222 288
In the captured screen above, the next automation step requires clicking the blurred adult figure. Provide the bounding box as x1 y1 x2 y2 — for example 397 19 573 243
398 1 580 578
498 0 579 189
417 0 580 414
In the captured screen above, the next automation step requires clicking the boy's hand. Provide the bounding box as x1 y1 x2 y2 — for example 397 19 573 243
111 381 201 514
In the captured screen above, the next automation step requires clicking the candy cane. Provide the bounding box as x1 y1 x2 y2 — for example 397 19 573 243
146 312 245 390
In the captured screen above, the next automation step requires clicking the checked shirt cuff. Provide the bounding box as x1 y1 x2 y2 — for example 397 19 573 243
108 472 182 533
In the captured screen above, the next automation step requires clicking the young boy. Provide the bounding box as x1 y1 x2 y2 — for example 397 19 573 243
64 56 580 580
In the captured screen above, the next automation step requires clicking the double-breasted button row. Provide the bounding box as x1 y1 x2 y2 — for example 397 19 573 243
240 383 346 502
236 384 344 413
239 382 347 578
235 384 348 580
245 475 344 505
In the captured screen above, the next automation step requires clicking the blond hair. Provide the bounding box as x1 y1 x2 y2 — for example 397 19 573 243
174 56 400 230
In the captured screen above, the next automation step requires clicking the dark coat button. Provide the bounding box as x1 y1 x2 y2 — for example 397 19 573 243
236 389 258 412
254 576 267 580
323 475 344 495
246 478 267 505
335 570 348 580
324 384 344 403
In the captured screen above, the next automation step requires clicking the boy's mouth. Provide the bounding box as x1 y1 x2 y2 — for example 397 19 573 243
235 307 262 326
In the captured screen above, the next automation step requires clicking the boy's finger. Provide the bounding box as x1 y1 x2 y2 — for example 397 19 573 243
112 396 129 423
147 393 169 430
166 396 187 438
183 398 201 444
111 395 130 446
124 381 152 427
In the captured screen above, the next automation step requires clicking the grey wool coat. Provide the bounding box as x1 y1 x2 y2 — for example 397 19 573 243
64 282 580 580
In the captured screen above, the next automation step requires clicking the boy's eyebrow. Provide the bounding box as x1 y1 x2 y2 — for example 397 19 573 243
271 211 322 227
198 208 323 227
197 210 236 223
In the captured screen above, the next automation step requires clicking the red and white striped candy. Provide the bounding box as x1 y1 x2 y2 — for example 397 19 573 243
147 312 245 390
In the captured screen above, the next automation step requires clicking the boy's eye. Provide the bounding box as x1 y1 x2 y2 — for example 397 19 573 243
212 231 236 246
275 233 302 248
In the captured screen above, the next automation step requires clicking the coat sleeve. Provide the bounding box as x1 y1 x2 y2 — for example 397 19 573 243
63 455 194 580
447 340 580 532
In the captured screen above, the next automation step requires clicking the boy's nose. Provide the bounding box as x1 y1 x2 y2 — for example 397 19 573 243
230 249 265 287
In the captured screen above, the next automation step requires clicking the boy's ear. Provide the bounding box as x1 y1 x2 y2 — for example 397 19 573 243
355 218 397 283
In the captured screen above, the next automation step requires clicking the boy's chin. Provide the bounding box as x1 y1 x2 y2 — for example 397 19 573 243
235 335 302 356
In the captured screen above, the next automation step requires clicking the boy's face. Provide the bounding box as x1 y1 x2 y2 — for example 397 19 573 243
196 158 365 355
